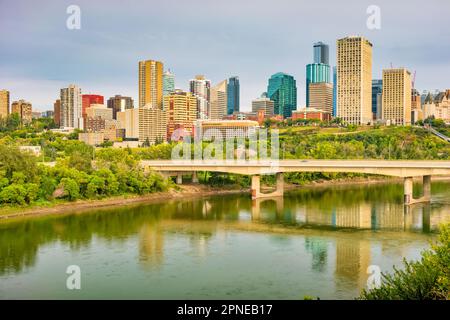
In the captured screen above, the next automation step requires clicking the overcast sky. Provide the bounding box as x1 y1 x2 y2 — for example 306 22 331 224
1 0 449 111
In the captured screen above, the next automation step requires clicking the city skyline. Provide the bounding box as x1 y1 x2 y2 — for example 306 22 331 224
1 0 450 111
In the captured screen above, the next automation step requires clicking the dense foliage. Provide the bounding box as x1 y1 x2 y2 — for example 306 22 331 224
360 223 450 300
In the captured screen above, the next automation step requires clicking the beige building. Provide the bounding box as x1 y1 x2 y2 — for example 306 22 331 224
0 89 10 118
194 119 259 139
85 104 113 120
11 99 32 124
337 36 373 125
139 59 163 108
382 68 412 126
308 82 333 114
251 96 274 116
210 80 227 120
164 89 197 139
138 104 168 144
117 108 139 139
79 132 104 146
423 90 450 122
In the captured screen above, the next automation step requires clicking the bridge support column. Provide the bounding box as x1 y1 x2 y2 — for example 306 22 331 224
176 173 183 185
251 173 284 200
404 176 432 205
192 172 199 184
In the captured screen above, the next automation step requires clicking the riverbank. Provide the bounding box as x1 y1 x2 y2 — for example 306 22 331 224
1 175 449 221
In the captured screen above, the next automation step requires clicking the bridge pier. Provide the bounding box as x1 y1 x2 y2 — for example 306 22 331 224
251 173 284 200
192 172 199 184
404 175 431 205
176 173 183 185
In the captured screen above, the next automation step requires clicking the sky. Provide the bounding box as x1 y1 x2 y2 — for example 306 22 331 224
1 0 449 112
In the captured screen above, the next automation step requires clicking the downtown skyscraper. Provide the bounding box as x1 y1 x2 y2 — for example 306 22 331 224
336 36 373 125
306 42 331 108
139 59 163 108
163 70 175 96
210 80 227 120
267 73 297 118
60 84 82 128
189 75 211 119
0 90 9 118
227 76 240 115
382 68 412 126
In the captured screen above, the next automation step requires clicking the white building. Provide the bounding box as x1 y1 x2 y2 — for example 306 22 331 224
189 75 211 119
60 84 82 129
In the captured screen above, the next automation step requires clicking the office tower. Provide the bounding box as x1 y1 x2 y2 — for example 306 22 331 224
227 76 240 114
117 108 139 139
163 70 175 96
252 94 274 116
107 95 134 119
138 104 168 144
138 59 163 108
210 80 228 120
189 75 211 119
163 89 197 138
267 72 297 118
0 90 10 118
306 63 330 107
332 67 337 117
53 99 61 127
11 100 32 124
411 88 421 110
372 80 383 120
60 84 82 128
314 41 329 64
309 82 333 114
82 94 104 118
382 68 412 126
337 36 373 125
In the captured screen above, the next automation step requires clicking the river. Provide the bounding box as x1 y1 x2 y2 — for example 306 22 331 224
1 181 449 300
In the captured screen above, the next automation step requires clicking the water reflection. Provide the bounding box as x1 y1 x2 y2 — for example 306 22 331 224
0 181 449 298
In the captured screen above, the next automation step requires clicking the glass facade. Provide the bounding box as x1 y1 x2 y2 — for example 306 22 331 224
313 42 329 65
267 72 297 118
333 66 337 117
227 76 240 115
372 79 383 117
306 63 331 106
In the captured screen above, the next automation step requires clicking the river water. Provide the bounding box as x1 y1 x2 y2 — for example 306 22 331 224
0 181 449 300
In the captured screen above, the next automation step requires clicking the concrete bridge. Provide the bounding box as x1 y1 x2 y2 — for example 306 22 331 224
141 160 450 205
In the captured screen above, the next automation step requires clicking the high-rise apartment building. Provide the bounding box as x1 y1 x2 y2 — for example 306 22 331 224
337 36 373 125
163 89 197 138
138 104 168 144
189 75 211 119
314 41 329 65
0 89 10 118
53 99 61 127
252 94 274 116
163 70 175 96
372 80 383 120
11 99 32 124
138 59 163 108
107 95 134 119
227 76 240 115
309 82 333 114
210 80 228 120
60 84 82 128
382 68 412 125
267 72 297 118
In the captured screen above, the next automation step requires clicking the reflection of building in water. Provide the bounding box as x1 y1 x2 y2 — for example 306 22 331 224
333 203 371 229
139 224 164 269
251 197 284 221
305 237 328 272
372 203 405 231
335 239 371 291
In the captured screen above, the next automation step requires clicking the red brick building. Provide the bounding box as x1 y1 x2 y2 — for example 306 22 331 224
292 107 331 121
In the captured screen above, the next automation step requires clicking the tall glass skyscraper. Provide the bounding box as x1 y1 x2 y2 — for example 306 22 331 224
306 42 331 107
163 70 175 96
227 76 240 114
267 72 297 118
313 42 329 65
372 79 382 119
